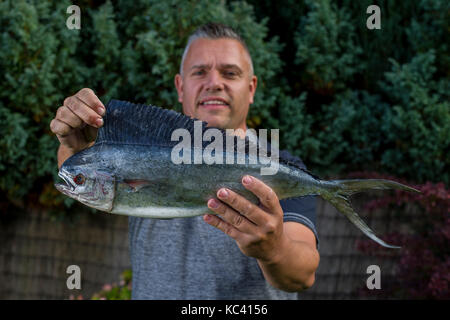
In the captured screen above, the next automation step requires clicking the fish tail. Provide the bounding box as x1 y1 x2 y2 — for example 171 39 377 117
320 179 419 249
333 179 420 196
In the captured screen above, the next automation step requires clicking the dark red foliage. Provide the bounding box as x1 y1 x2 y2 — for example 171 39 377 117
349 171 449 299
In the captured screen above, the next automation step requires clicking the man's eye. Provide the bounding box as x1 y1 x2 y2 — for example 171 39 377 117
193 70 205 76
224 71 237 77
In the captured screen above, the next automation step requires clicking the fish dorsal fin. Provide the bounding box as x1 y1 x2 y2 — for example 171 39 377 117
96 100 300 169
97 100 266 156
96 99 204 147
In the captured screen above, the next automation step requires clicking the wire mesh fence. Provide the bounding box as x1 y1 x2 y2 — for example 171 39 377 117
0 197 400 299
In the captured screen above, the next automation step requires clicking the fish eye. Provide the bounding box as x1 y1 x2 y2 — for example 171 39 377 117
74 174 85 185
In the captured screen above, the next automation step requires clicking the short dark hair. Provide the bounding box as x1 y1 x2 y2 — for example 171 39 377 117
179 22 254 76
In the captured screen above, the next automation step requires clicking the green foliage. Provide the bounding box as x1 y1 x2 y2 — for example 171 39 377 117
380 51 450 184
91 269 132 300
0 0 283 208
0 0 77 202
69 269 132 300
0 0 448 213
294 0 364 92
276 0 449 183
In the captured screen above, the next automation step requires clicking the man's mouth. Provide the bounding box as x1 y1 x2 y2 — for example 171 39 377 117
198 97 230 109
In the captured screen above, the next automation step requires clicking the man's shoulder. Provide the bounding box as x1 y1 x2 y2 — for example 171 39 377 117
277 149 317 227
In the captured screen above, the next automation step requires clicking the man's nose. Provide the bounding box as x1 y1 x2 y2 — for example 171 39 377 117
205 71 224 91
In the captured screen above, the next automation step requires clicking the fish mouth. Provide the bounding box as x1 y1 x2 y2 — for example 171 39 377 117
55 169 76 194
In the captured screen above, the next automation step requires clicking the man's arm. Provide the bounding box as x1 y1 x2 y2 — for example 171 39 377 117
256 222 319 291
57 142 95 169
204 175 320 292
57 144 73 169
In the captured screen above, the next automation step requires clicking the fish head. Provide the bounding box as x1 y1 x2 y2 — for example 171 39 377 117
55 165 115 212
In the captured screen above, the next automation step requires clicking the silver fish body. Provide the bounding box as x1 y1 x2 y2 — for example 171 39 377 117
55 100 420 248
57 143 324 218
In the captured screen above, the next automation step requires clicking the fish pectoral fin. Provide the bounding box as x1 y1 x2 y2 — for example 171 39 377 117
124 179 152 192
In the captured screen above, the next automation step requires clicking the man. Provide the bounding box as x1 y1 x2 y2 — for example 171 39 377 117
50 23 319 299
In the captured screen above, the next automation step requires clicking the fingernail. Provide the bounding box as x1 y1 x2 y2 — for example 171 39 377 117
243 176 252 185
98 107 105 116
208 199 219 209
204 214 211 222
218 189 229 198
96 118 103 127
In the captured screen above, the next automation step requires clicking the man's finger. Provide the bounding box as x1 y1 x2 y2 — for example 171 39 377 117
75 88 105 115
203 214 241 240
50 118 73 137
64 96 103 128
241 175 282 214
207 198 258 234
55 106 83 129
215 188 268 226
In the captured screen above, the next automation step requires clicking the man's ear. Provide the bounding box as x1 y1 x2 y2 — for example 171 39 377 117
249 75 258 104
174 74 183 103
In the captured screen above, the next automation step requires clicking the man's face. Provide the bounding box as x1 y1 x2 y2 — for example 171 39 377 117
175 38 257 131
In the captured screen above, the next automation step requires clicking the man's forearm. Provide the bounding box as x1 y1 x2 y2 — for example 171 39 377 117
57 144 74 169
57 141 95 168
257 236 319 292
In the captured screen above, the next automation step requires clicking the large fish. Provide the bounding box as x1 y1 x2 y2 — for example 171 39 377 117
55 100 420 248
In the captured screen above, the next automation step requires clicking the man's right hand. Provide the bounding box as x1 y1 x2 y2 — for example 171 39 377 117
50 88 105 167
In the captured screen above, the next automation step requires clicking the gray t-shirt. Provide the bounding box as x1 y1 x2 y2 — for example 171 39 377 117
128 151 318 299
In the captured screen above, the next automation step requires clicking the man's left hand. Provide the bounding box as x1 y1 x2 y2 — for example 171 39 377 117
204 175 289 263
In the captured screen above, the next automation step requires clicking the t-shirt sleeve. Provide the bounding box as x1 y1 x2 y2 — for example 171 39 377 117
281 196 319 249
277 149 319 249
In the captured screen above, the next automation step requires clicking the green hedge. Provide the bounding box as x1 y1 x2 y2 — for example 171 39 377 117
258 0 449 182
1 0 448 210
0 0 283 207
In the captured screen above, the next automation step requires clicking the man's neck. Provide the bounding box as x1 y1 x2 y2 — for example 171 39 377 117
230 124 248 139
